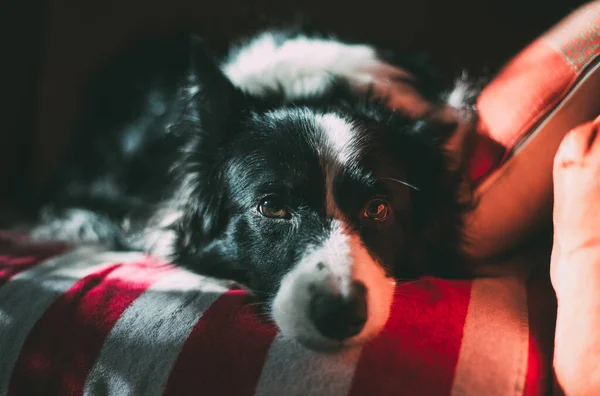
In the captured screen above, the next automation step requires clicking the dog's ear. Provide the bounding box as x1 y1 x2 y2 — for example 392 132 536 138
423 107 478 174
183 35 246 135
395 106 477 278
160 35 246 258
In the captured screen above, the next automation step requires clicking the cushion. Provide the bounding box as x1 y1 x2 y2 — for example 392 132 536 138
463 0 600 261
1 3 599 395
0 232 553 396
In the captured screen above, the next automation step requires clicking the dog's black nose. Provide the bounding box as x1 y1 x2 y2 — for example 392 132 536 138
309 281 368 340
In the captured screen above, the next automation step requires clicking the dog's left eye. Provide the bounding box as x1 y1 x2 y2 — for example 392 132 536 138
362 198 390 222
258 199 290 219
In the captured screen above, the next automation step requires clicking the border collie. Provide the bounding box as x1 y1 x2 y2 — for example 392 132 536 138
30 29 478 351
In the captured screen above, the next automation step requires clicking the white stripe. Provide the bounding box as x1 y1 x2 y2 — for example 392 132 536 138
450 276 529 396
0 246 144 395
83 269 228 396
254 333 362 396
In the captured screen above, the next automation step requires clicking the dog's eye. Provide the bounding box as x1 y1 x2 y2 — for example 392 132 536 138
258 199 289 219
362 198 390 222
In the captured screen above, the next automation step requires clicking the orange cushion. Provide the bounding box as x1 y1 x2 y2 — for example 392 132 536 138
463 1 600 261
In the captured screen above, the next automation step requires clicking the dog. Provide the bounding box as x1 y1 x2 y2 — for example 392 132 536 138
30 29 478 351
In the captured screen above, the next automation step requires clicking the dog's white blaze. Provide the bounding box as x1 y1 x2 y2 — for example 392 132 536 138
324 166 341 219
315 113 356 165
271 220 395 349
315 113 358 217
222 32 401 100
314 221 354 295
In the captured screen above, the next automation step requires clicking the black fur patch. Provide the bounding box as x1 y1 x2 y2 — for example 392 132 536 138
33 30 475 301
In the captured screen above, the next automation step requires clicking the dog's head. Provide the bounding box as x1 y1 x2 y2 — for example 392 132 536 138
145 35 472 351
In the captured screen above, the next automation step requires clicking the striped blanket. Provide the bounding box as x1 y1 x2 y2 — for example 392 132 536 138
0 232 555 396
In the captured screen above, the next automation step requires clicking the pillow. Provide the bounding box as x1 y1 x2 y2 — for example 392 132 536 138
462 0 600 261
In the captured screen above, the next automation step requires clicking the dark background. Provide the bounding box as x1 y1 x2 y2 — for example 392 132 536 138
0 0 588 210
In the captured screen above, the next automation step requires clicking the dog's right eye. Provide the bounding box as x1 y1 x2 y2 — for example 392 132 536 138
258 199 290 219
362 198 390 222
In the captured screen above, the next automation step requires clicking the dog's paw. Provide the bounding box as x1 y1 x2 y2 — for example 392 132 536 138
29 207 121 246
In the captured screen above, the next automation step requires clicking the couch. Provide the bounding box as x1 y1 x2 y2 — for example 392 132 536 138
1 2 599 395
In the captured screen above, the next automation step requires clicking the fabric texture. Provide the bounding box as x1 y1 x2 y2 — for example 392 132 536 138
478 0 600 153
463 0 600 260
0 232 550 396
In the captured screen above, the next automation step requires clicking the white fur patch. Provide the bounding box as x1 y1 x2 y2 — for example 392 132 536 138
140 228 178 260
222 32 408 100
445 72 478 115
446 81 470 109
314 113 360 217
315 113 357 165
263 108 358 168
134 208 182 260
271 220 395 350
30 208 121 245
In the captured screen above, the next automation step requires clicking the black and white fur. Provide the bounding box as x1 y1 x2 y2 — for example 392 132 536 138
30 29 477 351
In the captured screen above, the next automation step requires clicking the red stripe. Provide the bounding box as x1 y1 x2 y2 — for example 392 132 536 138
0 238 68 285
164 290 277 396
348 278 472 396
0 231 30 244
8 258 172 396
467 133 506 186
